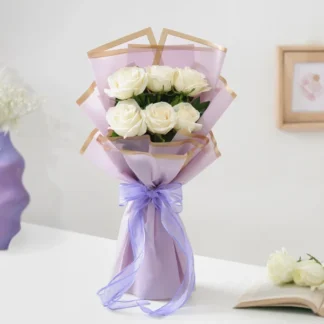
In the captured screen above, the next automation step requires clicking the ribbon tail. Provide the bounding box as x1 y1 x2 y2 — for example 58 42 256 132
97 207 150 310
140 203 195 316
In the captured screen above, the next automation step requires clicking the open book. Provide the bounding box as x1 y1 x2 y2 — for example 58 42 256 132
235 282 324 317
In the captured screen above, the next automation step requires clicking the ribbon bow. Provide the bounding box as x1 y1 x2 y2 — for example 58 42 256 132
97 182 195 316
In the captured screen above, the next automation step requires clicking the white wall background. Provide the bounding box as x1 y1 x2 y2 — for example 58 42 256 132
1 0 324 265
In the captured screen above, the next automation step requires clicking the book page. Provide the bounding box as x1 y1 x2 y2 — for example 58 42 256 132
237 281 324 312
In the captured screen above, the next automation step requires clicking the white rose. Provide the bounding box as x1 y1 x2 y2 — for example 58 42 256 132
145 102 177 135
146 65 174 92
173 67 211 97
292 260 324 287
106 99 146 138
173 102 202 133
104 67 148 100
267 248 296 285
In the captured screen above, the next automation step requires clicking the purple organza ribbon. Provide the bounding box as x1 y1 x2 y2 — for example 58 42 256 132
97 182 195 316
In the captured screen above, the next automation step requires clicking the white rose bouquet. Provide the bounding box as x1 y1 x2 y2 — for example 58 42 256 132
77 28 236 316
267 248 324 291
105 65 210 142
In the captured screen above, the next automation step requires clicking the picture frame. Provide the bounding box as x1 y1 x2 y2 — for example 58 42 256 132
277 46 324 130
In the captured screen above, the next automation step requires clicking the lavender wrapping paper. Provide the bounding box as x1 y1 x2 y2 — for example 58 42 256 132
80 130 221 311
0 132 29 249
114 203 186 300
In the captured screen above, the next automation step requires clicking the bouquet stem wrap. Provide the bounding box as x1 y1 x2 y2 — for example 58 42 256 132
98 182 194 316
80 130 221 316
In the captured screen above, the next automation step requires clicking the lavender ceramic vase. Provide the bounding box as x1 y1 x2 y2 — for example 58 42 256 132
0 132 29 249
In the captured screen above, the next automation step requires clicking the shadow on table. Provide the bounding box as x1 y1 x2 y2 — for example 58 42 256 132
2 223 68 255
179 284 238 315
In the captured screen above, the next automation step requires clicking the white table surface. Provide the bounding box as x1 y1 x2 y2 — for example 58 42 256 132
0 223 322 323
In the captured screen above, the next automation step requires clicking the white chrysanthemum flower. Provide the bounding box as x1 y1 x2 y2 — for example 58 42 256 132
0 66 41 132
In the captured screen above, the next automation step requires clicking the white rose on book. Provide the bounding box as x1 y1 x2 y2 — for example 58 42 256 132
293 260 324 287
145 102 177 135
104 67 148 100
146 65 174 92
174 102 202 133
267 248 296 285
106 99 146 138
173 67 211 97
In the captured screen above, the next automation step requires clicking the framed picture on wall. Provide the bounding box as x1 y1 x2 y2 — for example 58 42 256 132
277 46 324 130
